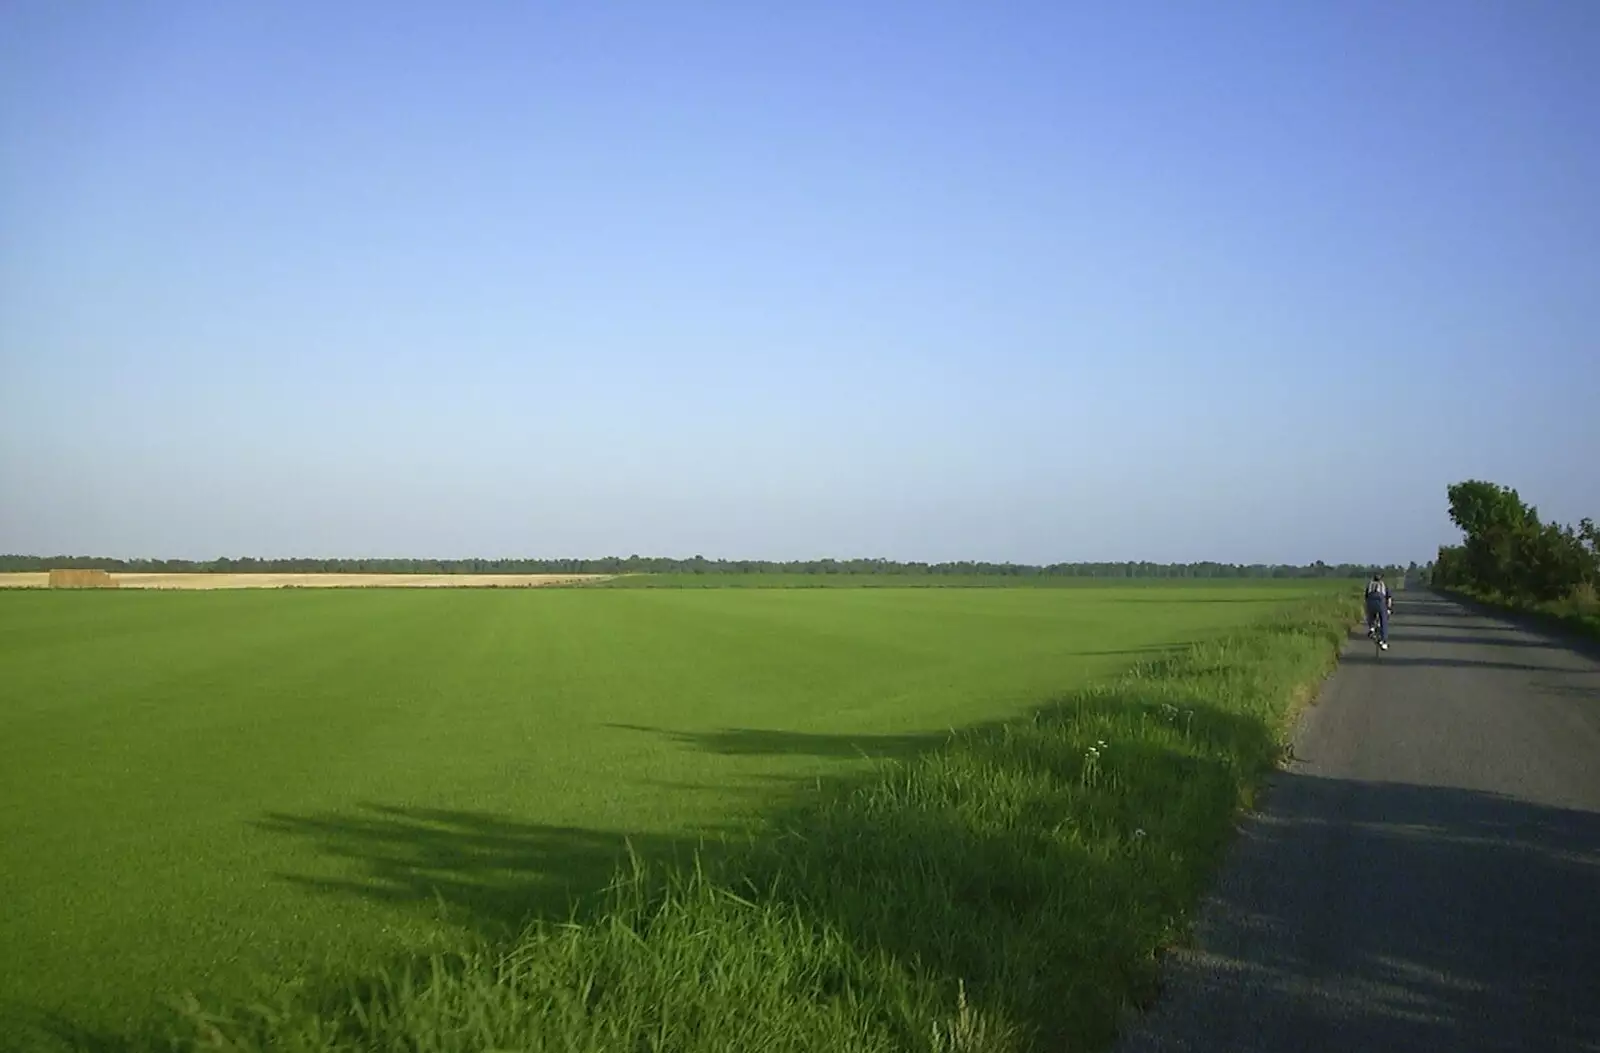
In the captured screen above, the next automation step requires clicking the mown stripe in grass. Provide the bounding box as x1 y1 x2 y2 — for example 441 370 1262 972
162 592 1358 1053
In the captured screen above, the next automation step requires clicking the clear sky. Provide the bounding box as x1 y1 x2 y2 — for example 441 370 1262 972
2 2 1595 565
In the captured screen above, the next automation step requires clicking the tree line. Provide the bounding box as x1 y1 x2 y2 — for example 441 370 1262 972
1429 480 1598 602
0 553 1406 579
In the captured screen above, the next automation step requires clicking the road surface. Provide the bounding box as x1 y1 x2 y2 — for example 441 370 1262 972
1116 589 1600 1052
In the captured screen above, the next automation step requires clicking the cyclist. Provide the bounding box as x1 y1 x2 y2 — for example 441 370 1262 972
1365 572 1392 650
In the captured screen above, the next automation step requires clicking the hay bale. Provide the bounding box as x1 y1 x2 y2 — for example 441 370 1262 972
48 568 119 589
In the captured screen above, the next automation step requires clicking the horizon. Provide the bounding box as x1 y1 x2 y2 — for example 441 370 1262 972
0 551 1416 571
4 3 1596 567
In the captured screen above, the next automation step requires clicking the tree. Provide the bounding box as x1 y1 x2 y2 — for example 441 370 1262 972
1437 480 1596 601
1446 480 1536 538
1445 480 1541 595
1511 521 1595 601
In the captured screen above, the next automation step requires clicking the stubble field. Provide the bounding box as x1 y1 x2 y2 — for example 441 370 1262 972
0 572 609 589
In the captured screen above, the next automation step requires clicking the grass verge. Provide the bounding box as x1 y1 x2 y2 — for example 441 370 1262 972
164 593 1357 1053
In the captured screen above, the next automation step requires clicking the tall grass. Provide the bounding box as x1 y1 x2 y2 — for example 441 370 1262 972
171 593 1357 1053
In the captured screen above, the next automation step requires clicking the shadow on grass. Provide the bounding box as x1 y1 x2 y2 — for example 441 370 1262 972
1096 596 1300 604
251 806 731 943
244 682 1285 1050
0 1003 168 1053
1069 646 1198 656
725 696 1281 1048
605 722 948 762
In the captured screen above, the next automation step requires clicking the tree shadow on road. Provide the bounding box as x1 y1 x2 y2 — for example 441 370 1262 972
1406 591 1600 662
1532 681 1600 703
1397 608 1476 621
1342 652 1585 674
1400 620 1527 632
1121 776 1600 1052
1391 633 1563 649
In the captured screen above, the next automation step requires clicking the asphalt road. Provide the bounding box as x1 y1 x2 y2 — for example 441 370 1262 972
1116 589 1600 1053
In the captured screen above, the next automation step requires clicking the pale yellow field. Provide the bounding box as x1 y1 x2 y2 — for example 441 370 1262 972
0 572 611 589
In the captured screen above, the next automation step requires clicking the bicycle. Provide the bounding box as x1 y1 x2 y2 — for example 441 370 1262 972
1367 602 1392 656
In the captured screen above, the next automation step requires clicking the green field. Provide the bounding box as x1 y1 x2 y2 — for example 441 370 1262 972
0 582 1352 1049
587 573 1336 589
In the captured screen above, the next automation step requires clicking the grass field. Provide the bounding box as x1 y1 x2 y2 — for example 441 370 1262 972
588 573 1300 589
0 582 1356 1050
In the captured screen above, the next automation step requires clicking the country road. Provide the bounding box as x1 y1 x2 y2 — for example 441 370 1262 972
1117 589 1600 1052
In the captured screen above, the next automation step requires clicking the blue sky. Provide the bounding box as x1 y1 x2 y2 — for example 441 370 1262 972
2 2 1595 564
